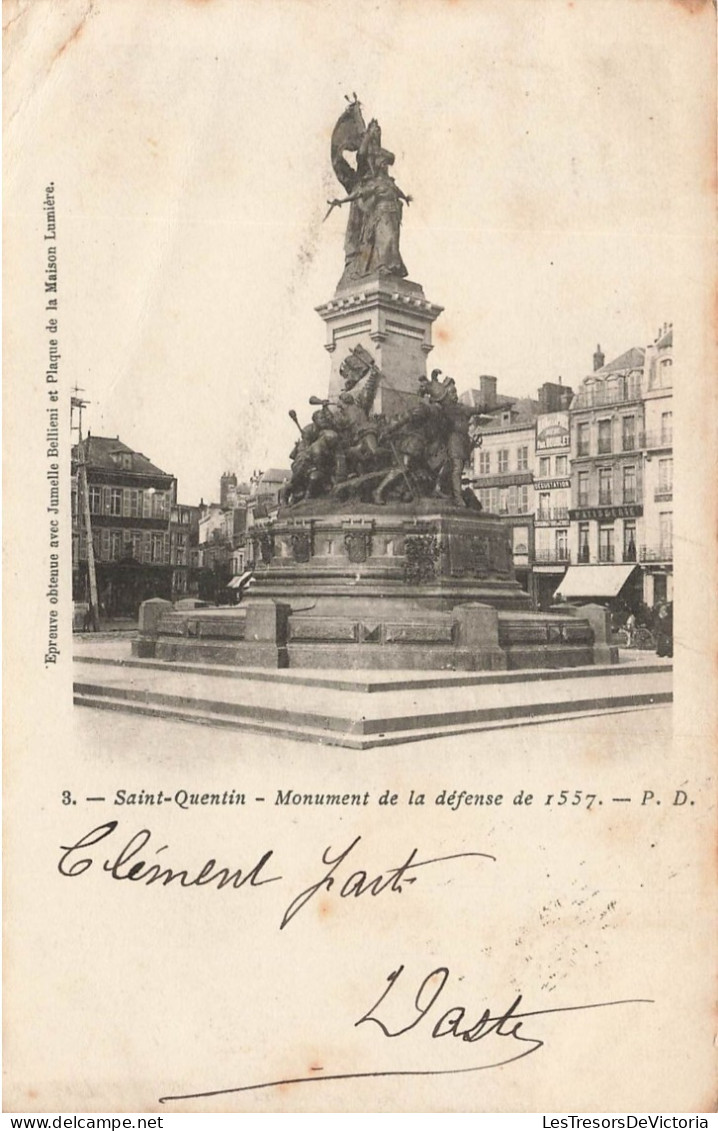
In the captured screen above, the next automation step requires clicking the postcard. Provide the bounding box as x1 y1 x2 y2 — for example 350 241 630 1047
4 0 716 1115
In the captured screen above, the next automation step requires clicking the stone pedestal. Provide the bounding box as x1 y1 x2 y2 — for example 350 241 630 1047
250 501 529 617
135 597 172 657
576 603 619 665
316 274 444 417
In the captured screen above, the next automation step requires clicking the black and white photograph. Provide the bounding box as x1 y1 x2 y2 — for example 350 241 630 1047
4 0 716 1116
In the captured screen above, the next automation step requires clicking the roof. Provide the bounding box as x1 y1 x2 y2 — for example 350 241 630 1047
474 396 540 433
74 435 171 478
461 390 515 410
595 347 645 375
554 564 637 599
255 468 291 490
260 468 291 481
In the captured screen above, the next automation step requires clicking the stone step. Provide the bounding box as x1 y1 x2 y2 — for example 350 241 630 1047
73 691 668 750
74 648 669 693
73 654 672 749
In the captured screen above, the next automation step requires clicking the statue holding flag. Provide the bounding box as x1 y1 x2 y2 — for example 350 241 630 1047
326 97 412 287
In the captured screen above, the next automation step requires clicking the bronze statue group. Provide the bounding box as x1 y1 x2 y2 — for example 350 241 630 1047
282 351 486 509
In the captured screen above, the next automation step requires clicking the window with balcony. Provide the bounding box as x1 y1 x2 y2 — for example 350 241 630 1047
537 492 551 520
578 523 590 563
598 468 612 506
658 458 673 495
622 466 637 504
623 521 637 562
516 446 528 471
597 419 612 454
622 416 636 451
659 512 673 558
577 471 589 507
598 526 615 562
577 422 590 457
498 450 509 473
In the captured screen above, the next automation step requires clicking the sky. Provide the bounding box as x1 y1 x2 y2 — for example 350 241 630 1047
6 0 711 504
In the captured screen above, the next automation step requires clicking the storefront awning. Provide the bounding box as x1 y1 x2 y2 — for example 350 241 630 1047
554 564 637 599
227 570 254 589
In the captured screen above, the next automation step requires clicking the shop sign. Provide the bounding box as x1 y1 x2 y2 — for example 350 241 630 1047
570 504 643 520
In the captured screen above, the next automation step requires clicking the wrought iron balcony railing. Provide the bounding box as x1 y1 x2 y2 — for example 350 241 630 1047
533 548 570 564
639 545 673 562
535 507 570 523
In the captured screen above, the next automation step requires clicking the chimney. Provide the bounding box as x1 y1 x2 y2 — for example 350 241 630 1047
593 344 605 371
479 375 497 409
538 381 568 413
220 471 238 508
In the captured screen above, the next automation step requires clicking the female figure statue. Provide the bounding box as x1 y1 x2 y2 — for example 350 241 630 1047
327 100 412 285
330 157 412 281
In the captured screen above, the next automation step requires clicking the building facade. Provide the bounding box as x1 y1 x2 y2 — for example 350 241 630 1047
634 325 673 606
467 378 572 603
72 436 176 616
561 328 673 611
532 408 572 608
169 503 201 598
196 471 293 601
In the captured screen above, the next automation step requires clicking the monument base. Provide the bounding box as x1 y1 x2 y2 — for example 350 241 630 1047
134 505 612 671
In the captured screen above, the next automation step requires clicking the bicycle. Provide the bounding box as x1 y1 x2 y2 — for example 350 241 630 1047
613 626 656 650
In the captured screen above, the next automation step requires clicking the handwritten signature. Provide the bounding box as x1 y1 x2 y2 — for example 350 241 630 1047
58 821 494 929
158 963 653 1103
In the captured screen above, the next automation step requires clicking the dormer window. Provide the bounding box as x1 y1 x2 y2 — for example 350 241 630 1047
110 450 133 470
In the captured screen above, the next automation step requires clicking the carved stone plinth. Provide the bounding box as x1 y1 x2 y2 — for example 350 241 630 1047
316 275 444 418
248 502 529 620
132 501 600 672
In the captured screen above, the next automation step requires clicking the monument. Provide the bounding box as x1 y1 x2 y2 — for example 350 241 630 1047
135 99 608 671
